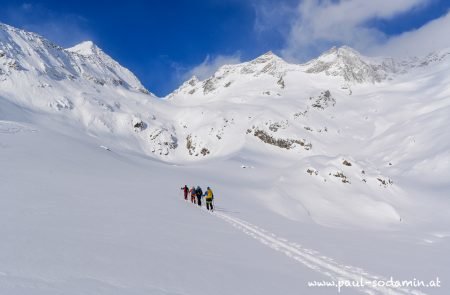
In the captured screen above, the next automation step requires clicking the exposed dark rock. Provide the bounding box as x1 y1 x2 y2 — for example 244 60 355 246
200 148 210 156
377 177 393 187
112 79 124 86
186 135 194 155
186 134 209 156
269 121 287 132
149 129 178 156
166 135 178 150
342 160 352 166
277 76 285 89
311 90 336 109
333 171 350 183
133 121 147 131
91 77 105 86
307 168 319 176
253 129 311 150
188 78 197 86
203 79 216 94
293 109 308 119
8 60 25 71
139 88 150 94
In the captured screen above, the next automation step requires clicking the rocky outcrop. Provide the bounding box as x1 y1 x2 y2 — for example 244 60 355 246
149 128 178 156
186 134 211 157
253 129 311 150
310 90 336 109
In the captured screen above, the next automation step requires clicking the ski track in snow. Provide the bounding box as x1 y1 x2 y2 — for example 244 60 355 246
193 204 426 295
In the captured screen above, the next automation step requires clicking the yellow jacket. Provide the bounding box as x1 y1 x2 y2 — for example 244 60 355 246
205 188 214 200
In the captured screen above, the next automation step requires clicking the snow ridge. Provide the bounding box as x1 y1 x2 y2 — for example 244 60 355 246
0 22 149 93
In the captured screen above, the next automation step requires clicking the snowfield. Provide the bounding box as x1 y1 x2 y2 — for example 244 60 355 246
0 22 449 294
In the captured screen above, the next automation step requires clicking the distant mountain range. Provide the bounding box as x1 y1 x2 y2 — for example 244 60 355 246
1 21 449 176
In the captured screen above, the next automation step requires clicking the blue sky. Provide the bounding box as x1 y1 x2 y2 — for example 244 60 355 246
1 0 449 96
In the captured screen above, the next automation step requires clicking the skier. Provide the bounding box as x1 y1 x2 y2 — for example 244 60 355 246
181 185 188 200
196 186 203 207
189 186 196 204
204 186 214 211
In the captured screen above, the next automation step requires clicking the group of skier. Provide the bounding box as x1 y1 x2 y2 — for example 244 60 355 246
181 185 215 211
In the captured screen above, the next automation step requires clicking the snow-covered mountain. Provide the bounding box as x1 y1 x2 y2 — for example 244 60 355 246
0 22 169 153
166 51 294 100
169 45 450 100
303 46 397 82
2 21 449 165
0 23 148 93
1 23 449 294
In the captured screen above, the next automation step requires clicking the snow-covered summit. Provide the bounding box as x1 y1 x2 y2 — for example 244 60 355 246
169 44 450 102
0 23 149 94
239 50 289 76
67 40 99 56
167 46 397 101
244 50 286 68
302 46 396 83
166 51 292 100
66 40 149 93
254 50 282 60
303 45 450 82
0 23 161 157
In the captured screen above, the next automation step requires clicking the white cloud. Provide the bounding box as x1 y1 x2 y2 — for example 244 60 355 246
278 0 429 61
369 10 450 57
185 54 241 80
252 0 295 35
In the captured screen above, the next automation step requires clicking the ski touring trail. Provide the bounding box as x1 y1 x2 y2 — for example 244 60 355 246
192 203 426 295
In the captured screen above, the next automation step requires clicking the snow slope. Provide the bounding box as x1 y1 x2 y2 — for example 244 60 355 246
2 102 448 295
1 23 449 294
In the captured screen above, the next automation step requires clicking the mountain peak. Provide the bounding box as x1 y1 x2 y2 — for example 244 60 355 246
188 75 199 85
317 46 363 61
252 50 284 64
0 22 21 33
66 41 101 56
262 50 276 56
303 45 388 83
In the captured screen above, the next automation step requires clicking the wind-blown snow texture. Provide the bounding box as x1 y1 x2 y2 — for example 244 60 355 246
1 23 449 294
